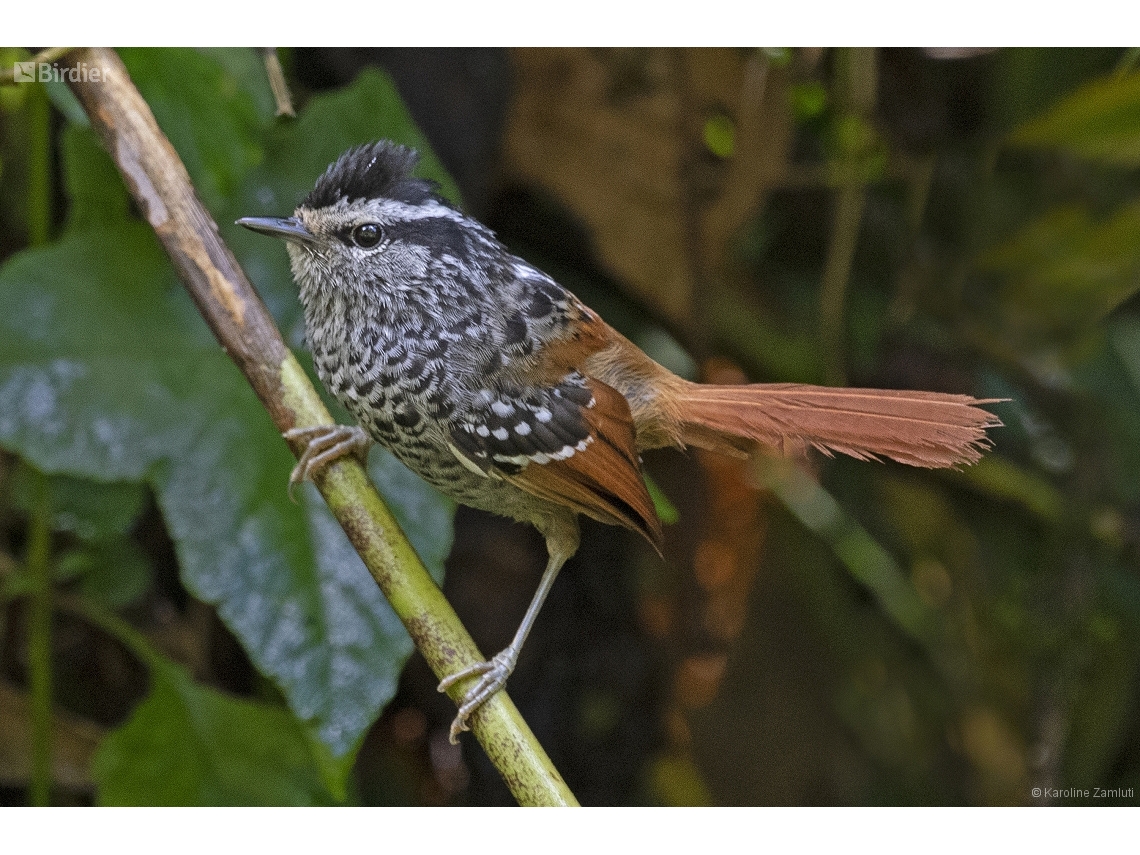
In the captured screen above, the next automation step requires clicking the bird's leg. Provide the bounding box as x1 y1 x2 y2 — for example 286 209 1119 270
438 549 567 743
439 518 579 743
283 424 372 499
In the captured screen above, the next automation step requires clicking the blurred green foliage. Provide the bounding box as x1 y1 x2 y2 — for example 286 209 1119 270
687 49 1140 807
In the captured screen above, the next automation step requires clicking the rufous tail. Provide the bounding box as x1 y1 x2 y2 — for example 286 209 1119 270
674 382 1003 468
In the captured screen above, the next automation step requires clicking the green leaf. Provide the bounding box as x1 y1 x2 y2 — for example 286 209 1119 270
7 460 146 542
0 48 32 112
650 755 714 806
644 473 679 526
1009 70 1140 166
119 48 264 209
60 126 131 230
978 202 1140 339
0 49 457 761
43 79 88 126
1112 315 1140 399
0 211 432 757
196 48 279 124
1063 622 1135 789
94 658 335 805
56 538 152 608
703 114 735 159
942 455 1064 523
791 81 828 122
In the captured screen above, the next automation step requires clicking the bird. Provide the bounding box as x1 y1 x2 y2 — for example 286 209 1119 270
238 140 1001 743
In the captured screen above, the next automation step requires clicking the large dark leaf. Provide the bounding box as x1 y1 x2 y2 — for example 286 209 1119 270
94 658 334 805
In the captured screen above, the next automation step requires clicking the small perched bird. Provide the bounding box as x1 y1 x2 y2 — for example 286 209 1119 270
239 141 1000 742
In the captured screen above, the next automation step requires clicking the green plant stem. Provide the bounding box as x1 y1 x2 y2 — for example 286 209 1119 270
55 593 166 671
819 184 866 386
26 468 52 806
26 81 51 247
820 47 877 387
754 455 934 644
887 154 938 327
65 47 576 807
24 77 55 805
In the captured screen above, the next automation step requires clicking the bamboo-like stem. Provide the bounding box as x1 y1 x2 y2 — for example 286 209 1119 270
64 47 576 807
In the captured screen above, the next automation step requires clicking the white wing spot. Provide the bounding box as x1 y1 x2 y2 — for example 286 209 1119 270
493 453 530 466
448 442 490 478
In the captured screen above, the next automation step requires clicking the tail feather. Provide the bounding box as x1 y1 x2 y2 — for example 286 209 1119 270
674 382 1003 468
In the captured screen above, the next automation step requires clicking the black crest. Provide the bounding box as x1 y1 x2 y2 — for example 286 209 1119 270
303 141 439 209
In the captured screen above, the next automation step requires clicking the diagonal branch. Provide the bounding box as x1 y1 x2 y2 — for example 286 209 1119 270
63 47 576 807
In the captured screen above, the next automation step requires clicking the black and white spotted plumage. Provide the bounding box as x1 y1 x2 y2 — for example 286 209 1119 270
282 141 603 534
448 377 596 476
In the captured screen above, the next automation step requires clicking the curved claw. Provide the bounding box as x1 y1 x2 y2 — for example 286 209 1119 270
438 649 518 743
283 424 372 500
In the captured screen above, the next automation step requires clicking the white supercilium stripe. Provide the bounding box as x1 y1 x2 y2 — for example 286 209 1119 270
376 200 469 224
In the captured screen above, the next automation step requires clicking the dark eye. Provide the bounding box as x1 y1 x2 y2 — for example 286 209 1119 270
351 223 383 248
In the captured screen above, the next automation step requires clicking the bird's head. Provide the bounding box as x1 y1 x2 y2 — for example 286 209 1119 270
238 140 487 303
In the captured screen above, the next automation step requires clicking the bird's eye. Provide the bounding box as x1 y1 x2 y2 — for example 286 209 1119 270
351 223 383 249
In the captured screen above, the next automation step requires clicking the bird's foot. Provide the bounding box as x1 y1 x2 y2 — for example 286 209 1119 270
438 648 518 743
283 424 372 500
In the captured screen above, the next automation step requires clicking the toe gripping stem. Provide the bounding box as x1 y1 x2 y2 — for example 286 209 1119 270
283 424 372 500
438 649 519 744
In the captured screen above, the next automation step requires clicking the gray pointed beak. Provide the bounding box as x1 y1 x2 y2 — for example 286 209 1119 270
236 216 316 245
